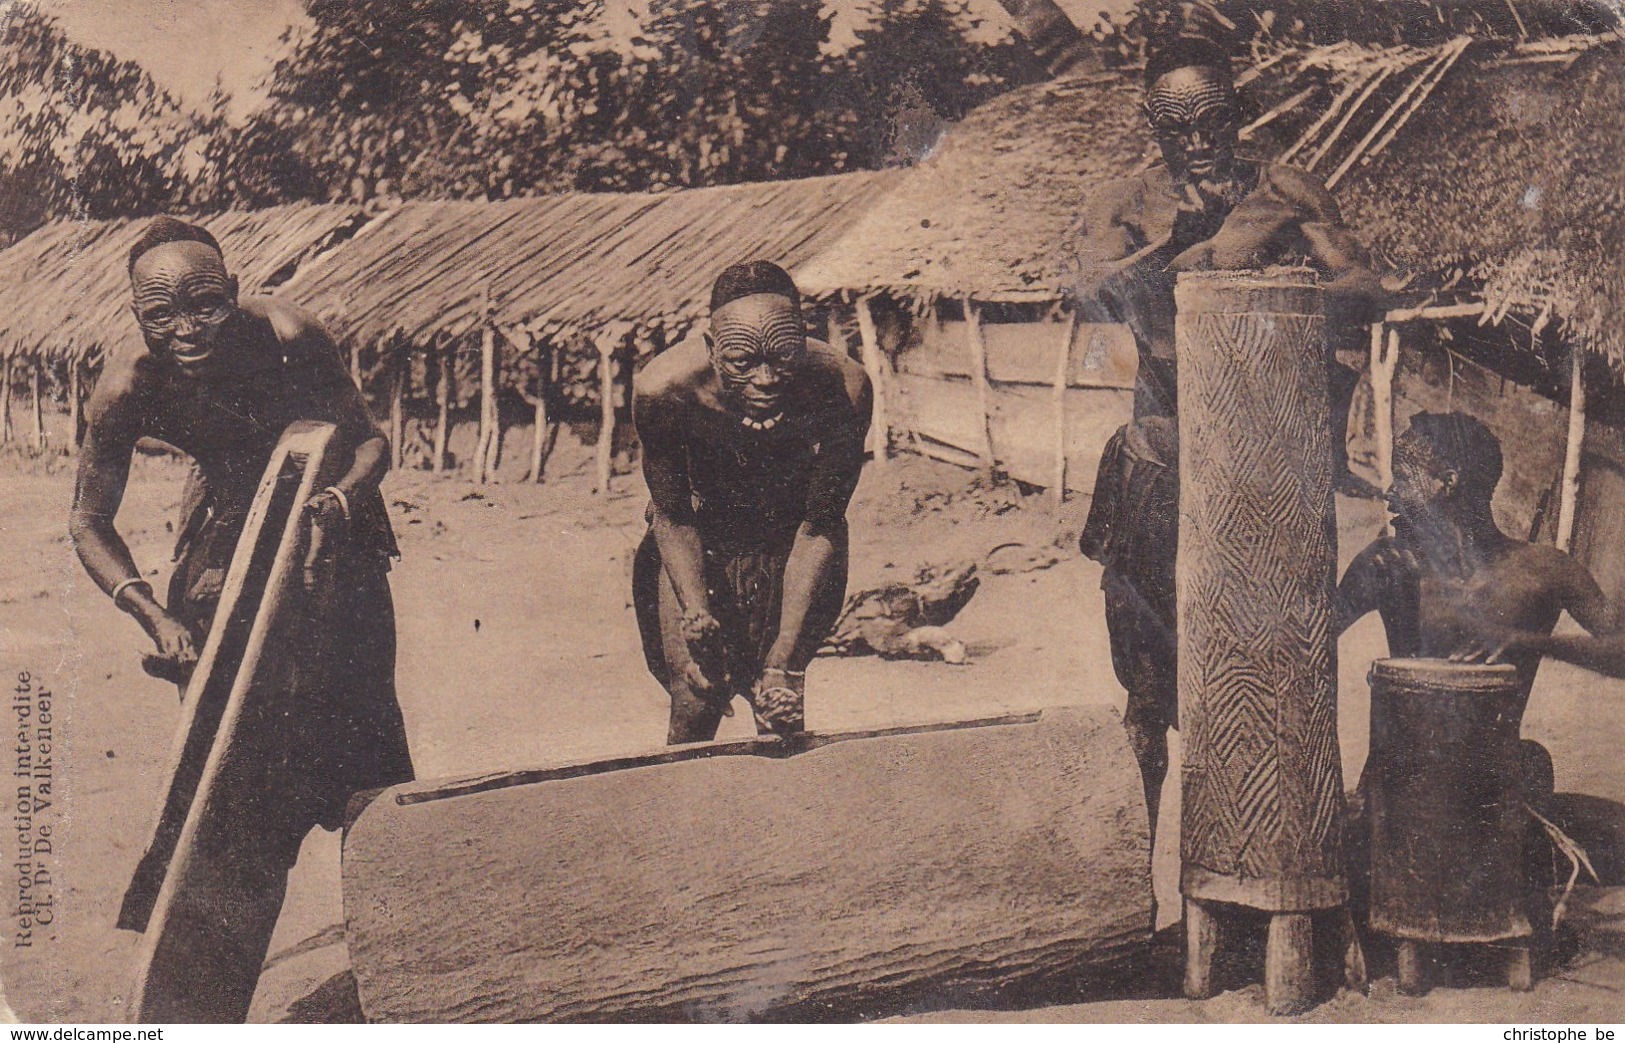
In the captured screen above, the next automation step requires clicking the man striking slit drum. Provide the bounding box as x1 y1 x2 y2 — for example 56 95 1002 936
632 262 872 744
69 217 413 1022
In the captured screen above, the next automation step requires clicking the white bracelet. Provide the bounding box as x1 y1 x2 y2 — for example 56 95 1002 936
111 577 153 606
322 486 351 522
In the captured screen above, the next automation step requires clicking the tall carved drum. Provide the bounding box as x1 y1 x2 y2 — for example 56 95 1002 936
1366 658 1532 993
1175 271 1346 1011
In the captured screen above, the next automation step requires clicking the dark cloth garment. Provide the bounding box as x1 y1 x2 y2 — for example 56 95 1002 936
164 510 412 829
117 462 414 936
1083 419 1180 731
634 518 848 746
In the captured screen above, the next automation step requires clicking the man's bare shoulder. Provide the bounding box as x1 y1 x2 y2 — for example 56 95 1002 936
85 344 157 423
1089 173 1155 218
634 335 709 403
802 339 870 410
244 296 333 346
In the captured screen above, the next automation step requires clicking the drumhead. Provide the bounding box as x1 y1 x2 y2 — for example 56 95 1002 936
1369 656 1521 693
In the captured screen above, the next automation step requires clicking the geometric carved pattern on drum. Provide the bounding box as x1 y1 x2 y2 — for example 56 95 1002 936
1175 273 1347 911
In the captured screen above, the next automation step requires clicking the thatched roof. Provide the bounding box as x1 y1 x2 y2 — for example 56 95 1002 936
1338 40 1625 362
0 204 365 362
792 73 1154 302
796 34 1625 364
0 172 897 364
284 171 901 349
792 36 1465 301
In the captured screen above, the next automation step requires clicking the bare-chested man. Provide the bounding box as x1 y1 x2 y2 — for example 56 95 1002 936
1336 411 1622 710
1073 18 1386 846
69 217 413 1021
632 261 872 744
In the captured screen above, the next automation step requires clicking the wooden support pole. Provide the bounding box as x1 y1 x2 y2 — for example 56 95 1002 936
1384 301 1486 324
963 298 996 476
1182 898 1219 999
388 348 405 471
1396 939 1429 996
30 360 44 452
350 340 362 385
1371 322 1399 497
0 357 10 445
477 325 498 484
1264 913 1315 1015
433 347 452 474
1050 308 1078 509
526 340 552 484
594 333 617 496
853 295 890 464
69 359 82 449
826 310 847 356
1557 345 1586 553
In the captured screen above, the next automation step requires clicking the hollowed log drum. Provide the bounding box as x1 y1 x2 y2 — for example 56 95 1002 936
1175 270 1346 1013
1366 657 1532 994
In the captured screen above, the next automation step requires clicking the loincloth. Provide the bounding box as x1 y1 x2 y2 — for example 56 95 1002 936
634 523 797 705
120 486 415 931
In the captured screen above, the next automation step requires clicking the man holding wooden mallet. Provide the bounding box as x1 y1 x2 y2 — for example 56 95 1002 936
70 217 414 1021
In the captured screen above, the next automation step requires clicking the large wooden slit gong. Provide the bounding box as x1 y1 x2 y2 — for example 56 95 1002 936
1175 271 1347 1008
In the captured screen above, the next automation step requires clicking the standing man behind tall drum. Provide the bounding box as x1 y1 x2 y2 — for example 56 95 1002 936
1072 9 1386 854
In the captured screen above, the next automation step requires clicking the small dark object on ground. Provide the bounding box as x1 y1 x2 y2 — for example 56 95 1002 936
823 562 979 663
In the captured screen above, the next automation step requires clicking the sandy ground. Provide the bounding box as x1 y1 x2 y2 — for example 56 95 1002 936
0 435 1622 1024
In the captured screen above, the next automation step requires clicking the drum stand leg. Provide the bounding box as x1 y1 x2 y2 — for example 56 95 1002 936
1183 898 1220 999
1396 939 1430 996
1264 912 1315 1015
1341 908 1368 992
1506 941 1534 992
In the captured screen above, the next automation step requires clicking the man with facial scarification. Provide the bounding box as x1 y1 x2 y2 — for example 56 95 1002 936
1073 10 1386 857
632 262 872 744
69 216 413 1021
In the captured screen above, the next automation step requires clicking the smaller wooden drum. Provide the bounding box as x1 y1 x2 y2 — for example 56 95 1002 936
1367 658 1530 944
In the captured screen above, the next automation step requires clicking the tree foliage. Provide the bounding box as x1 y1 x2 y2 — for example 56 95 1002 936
201 0 1041 207
0 3 220 242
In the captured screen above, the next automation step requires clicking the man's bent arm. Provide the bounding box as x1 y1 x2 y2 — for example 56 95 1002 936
1502 558 1625 676
69 360 179 642
767 371 872 671
766 521 846 672
277 308 392 499
633 383 712 619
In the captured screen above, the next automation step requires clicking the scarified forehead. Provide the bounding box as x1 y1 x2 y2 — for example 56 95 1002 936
1147 65 1237 123
711 293 801 336
130 240 229 295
